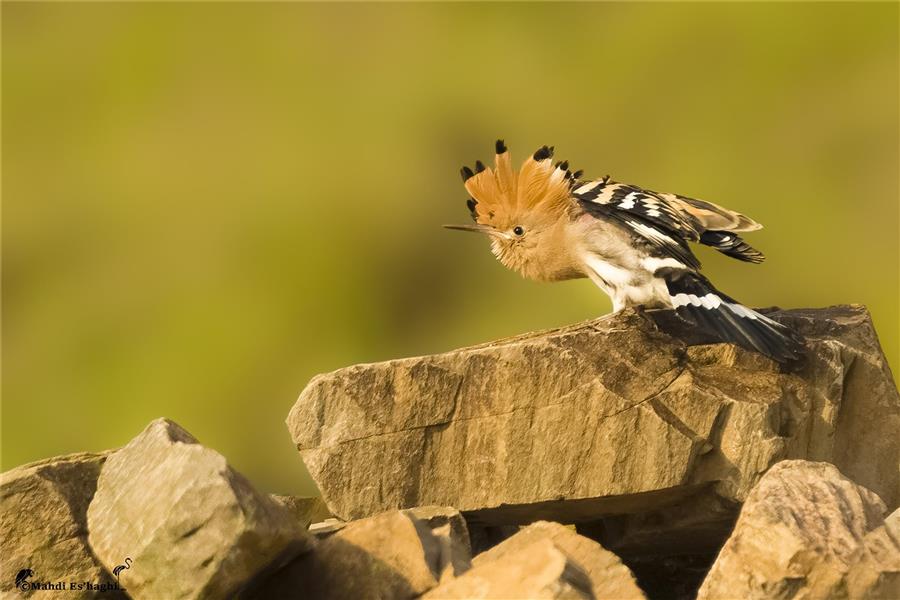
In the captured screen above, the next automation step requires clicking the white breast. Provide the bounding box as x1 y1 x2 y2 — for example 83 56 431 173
582 255 633 311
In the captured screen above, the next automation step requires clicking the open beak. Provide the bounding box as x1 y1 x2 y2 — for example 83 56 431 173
443 223 495 235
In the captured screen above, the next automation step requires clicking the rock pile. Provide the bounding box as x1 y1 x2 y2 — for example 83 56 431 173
1 304 898 599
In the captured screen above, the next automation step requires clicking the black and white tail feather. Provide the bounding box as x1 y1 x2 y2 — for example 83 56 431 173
660 269 805 363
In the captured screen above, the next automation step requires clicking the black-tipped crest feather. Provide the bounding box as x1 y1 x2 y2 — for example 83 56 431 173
533 145 554 161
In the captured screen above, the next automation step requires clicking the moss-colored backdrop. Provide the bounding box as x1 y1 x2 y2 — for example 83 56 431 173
3 2 898 496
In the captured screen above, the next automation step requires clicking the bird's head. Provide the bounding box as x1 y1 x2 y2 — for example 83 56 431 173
445 140 584 281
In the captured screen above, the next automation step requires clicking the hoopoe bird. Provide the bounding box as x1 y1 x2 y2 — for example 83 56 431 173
446 140 805 364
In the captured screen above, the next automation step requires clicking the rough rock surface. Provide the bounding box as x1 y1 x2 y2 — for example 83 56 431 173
271 494 332 529
423 538 594 599
697 460 891 599
474 521 645 599
0 452 125 599
843 507 900 598
248 509 465 599
87 419 310 600
405 506 473 581
406 506 472 555
306 506 470 562
288 305 900 536
309 518 347 538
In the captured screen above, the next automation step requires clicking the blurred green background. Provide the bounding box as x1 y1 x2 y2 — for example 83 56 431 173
3 2 897 497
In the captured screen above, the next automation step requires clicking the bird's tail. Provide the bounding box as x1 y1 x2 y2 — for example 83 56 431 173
660 270 805 364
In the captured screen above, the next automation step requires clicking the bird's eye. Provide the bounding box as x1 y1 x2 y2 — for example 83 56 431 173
513 226 525 236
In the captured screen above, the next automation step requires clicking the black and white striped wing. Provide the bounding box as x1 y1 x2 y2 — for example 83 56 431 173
574 180 702 237
574 179 703 270
574 179 766 265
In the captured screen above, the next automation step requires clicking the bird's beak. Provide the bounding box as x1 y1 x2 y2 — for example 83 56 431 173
443 223 495 235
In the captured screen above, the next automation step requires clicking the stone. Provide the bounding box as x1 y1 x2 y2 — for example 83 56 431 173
308 518 347 539
422 538 594 599
405 506 470 553
247 509 459 599
287 305 900 545
473 521 645 599
842 508 900 599
404 506 472 581
406 506 472 556
0 452 125 599
308 507 472 568
87 418 310 600
270 495 332 529
697 460 890 600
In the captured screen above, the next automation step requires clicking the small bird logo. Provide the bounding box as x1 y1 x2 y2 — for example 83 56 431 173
15 569 33 589
112 557 132 581
447 140 804 363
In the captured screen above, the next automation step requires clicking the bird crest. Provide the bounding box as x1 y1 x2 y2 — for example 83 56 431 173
460 141 581 230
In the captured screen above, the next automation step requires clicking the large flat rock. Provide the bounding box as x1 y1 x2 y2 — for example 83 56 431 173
288 305 900 530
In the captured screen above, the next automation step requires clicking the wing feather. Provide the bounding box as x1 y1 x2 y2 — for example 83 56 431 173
574 179 765 264
574 180 702 240
656 192 763 233
575 179 702 269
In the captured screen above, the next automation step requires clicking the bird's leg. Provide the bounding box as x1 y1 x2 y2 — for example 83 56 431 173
633 303 676 332
632 304 660 325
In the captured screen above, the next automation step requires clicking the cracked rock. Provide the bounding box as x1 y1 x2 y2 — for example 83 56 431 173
87 418 311 600
288 305 900 541
697 460 894 599
271 494 332 529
